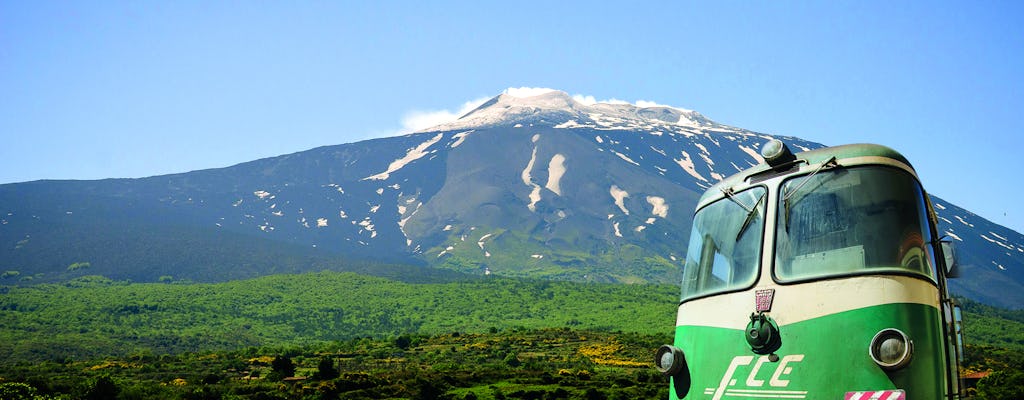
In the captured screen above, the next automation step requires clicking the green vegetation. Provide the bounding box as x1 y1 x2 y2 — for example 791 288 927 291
961 297 1024 352
955 297 1024 398
430 228 683 284
66 262 91 272
2 273 1023 398
0 328 667 399
0 272 677 365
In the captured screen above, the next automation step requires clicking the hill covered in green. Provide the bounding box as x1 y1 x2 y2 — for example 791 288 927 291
0 272 678 365
2 272 1024 398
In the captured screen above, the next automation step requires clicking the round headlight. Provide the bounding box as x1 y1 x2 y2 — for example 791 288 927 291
869 328 913 370
760 139 795 167
655 345 687 376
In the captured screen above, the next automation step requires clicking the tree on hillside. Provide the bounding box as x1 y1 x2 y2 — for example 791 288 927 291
269 356 296 381
395 334 413 350
976 370 1024 400
0 382 58 400
315 357 339 380
82 375 119 400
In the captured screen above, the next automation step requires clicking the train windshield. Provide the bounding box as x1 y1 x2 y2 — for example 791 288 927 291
681 186 766 301
775 166 936 281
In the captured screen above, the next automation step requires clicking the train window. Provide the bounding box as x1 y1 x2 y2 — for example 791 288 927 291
775 166 936 282
681 186 765 301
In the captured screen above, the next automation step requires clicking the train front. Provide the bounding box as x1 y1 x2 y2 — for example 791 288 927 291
656 141 958 399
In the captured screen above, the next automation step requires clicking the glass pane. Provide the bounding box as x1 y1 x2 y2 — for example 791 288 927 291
681 186 766 301
775 166 935 281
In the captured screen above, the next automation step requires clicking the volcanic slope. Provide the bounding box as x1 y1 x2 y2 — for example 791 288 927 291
0 89 1021 308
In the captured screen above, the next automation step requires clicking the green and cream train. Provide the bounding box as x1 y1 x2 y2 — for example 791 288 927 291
656 141 964 399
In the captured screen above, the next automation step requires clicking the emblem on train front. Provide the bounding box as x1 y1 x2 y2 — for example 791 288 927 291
755 289 775 313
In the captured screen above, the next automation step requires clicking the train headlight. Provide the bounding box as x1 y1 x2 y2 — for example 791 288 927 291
760 139 796 168
869 328 913 370
655 345 687 376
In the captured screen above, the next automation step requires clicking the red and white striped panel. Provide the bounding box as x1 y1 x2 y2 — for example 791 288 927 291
845 390 906 400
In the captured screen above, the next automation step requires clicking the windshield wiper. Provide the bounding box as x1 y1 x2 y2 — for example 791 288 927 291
736 192 765 241
721 188 754 213
782 156 839 232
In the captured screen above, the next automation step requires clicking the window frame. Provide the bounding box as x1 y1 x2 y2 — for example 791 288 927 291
680 185 768 303
770 164 939 286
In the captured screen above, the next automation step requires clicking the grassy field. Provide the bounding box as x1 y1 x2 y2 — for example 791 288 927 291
1 272 1022 398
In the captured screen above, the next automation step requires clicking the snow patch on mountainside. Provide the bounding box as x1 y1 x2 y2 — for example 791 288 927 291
647 196 668 218
478 233 494 250
522 146 537 186
737 145 762 162
398 201 422 247
526 190 542 212
612 151 640 166
364 133 444 181
674 151 708 182
450 130 475 148
546 154 567 196
358 218 376 238
523 144 542 211
981 234 1016 251
610 185 630 215
955 215 975 227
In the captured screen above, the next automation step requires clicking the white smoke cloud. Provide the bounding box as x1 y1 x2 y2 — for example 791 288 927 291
636 99 693 112
571 94 597 105
635 100 669 108
400 97 490 132
503 87 558 97
572 94 629 106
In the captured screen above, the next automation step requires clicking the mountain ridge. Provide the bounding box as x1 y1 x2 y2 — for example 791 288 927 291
1 89 1022 308
430 89 715 133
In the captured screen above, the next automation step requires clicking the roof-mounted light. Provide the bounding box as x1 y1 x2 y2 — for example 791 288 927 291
761 139 797 169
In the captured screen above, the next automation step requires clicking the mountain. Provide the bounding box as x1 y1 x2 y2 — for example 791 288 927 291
1 89 1021 308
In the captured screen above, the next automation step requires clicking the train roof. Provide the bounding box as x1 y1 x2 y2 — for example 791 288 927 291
701 143 915 204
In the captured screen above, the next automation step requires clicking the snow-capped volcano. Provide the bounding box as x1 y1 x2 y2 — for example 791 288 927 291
430 89 714 132
1 87 1022 309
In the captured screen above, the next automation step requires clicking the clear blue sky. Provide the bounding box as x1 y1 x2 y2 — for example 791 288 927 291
2 1 1022 233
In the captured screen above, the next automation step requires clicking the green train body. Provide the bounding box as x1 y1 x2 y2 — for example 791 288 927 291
657 141 964 399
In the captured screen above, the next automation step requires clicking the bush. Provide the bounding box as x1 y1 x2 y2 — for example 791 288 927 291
0 383 40 400
976 370 1024 400
315 357 339 380
82 375 119 400
268 356 295 380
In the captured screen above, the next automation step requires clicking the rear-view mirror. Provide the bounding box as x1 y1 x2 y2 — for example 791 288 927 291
940 238 959 278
